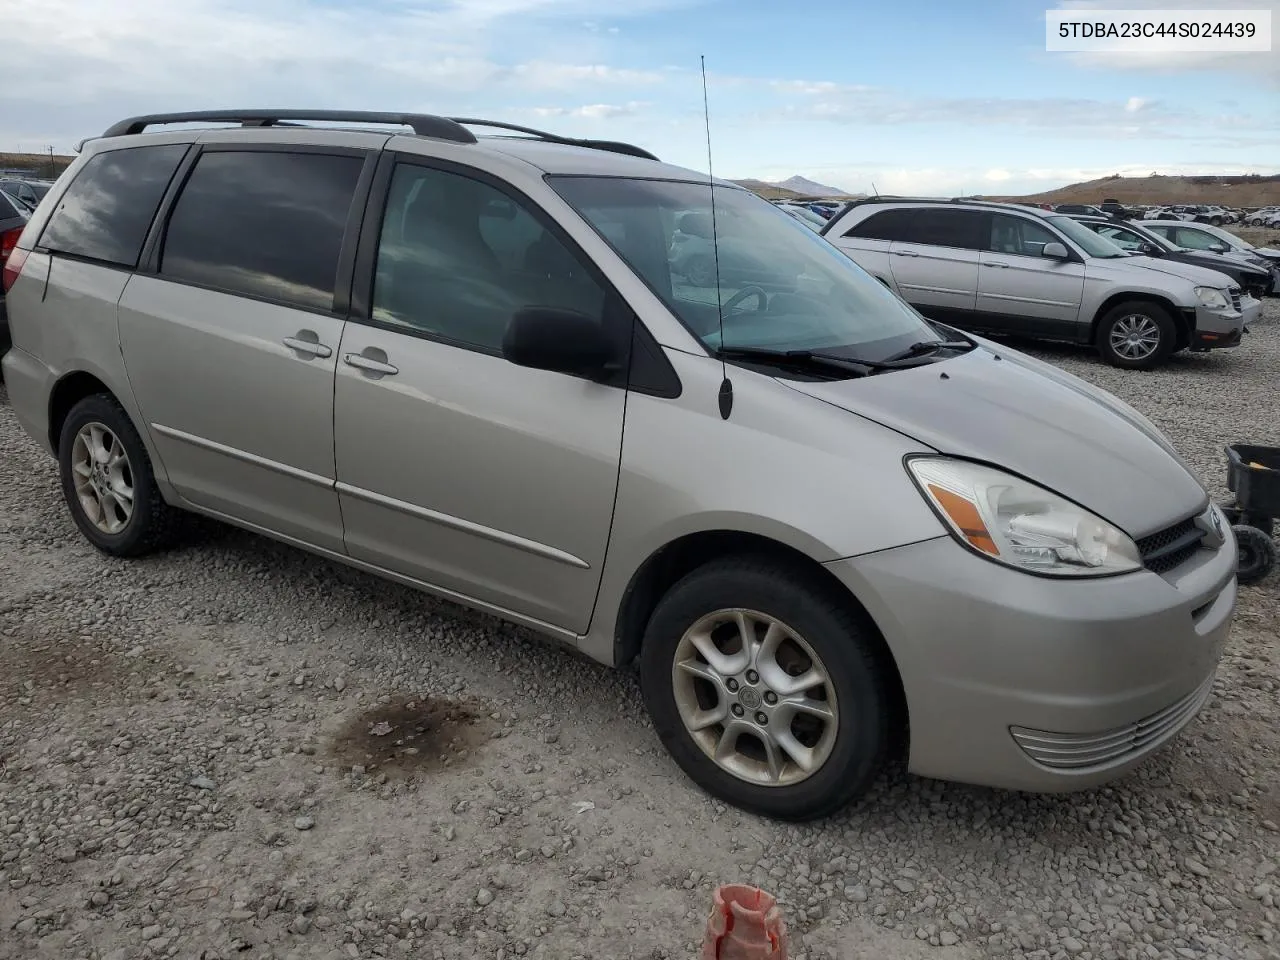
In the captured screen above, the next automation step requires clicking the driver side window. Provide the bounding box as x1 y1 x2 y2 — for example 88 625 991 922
1174 228 1216 251
1099 227 1142 251
372 163 608 353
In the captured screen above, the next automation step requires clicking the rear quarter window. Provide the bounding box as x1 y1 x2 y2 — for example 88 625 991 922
38 144 188 268
842 208 914 242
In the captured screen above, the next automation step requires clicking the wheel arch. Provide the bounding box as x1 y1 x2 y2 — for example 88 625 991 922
1090 292 1192 352
611 528 909 751
48 370 117 452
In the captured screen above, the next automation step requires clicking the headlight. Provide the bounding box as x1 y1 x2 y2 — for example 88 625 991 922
1194 286 1230 309
907 458 1142 577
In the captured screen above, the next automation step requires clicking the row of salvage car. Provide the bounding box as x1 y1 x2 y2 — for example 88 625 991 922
757 195 1274 369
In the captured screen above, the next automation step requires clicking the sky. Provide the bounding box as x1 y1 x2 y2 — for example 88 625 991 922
3 0 1278 196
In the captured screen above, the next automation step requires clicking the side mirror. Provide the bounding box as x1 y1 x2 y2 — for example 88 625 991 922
1041 242 1070 260
502 307 620 382
1209 243 1228 254
1138 242 1161 256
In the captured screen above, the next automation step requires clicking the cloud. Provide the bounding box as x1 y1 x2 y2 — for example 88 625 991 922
748 79 1276 147
530 102 649 119
0 0 688 150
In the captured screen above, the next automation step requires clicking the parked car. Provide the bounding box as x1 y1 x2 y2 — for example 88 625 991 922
1070 216 1274 299
776 203 827 231
822 197 1248 368
1142 221 1280 294
3 110 1238 820
0 178 54 214
1244 207 1280 227
0 192 29 358
1162 224 1280 284
1053 203 1107 217
1099 198 1134 219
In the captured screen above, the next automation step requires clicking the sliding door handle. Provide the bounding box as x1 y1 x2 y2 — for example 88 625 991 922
343 353 399 376
283 334 333 358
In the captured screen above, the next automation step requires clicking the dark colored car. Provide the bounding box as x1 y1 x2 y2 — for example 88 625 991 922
1054 203 1107 217
1100 198 1133 219
0 178 52 215
0 191 30 358
1071 215 1273 298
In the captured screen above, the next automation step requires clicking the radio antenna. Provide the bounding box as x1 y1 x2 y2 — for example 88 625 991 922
700 54 732 419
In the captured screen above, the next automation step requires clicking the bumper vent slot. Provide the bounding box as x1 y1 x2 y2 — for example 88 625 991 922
1011 674 1215 770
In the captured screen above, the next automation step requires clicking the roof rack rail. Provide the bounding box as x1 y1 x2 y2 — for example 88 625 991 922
449 118 659 161
101 110 478 144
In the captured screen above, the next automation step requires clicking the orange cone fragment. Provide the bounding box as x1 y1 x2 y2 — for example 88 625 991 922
700 884 788 960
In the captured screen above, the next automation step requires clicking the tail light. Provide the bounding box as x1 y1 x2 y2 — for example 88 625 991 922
2 227 27 293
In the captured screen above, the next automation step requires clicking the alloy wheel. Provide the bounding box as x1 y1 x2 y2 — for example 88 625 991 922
1109 314 1162 361
71 422 135 534
670 608 839 786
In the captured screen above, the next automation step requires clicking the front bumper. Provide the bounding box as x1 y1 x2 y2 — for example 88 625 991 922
824 517 1235 793
1194 300 1249 347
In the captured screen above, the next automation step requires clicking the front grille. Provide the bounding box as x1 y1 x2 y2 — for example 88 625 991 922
1011 673 1215 770
1135 516 1204 574
1230 288 1242 311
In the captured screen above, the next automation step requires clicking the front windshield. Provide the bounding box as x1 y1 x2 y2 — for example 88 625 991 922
549 177 938 361
1045 215 1129 258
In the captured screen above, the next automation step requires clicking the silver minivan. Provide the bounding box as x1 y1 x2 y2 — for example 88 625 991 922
2 111 1236 820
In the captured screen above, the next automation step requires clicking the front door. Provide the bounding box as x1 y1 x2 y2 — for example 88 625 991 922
119 147 370 552
333 159 628 634
976 213 1086 339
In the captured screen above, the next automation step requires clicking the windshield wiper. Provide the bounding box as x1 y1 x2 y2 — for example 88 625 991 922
716 345 939 374
717 346 889 375
881 339 973 363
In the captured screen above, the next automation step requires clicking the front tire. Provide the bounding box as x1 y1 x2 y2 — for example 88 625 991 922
58 394 176 557
1096 301 1176 370
639 556 895 821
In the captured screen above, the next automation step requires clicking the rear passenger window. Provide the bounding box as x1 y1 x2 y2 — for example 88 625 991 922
371 163 607 352
843 209 913 242
160 151 363 312
39 145 187 267
906 209 985 250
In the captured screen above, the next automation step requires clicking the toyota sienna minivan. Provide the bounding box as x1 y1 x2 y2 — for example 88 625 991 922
1 111 1237 820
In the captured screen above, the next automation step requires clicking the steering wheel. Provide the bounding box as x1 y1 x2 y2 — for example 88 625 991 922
722 285 768 314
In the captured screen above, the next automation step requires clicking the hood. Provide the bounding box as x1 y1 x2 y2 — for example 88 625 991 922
1118 254 1246 287
784 345 1207 539
1252 246 1280 262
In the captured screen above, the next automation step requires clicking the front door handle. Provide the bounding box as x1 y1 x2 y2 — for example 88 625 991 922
343 352 399 377
892 250 920 257
283 333 333 359
984 261 1010 268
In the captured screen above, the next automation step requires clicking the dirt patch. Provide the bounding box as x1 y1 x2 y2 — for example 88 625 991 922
0 622 129 709
328 695 492 777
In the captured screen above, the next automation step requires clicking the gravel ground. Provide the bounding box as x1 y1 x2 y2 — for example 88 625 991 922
2 302 1278 960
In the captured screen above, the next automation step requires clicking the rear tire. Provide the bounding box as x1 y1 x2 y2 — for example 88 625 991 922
639 556 895 821
1095 301 1176 370
58 393 176 557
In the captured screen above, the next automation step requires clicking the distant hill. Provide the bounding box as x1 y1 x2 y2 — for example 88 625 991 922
988 173 1280 208
733 175 856 200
